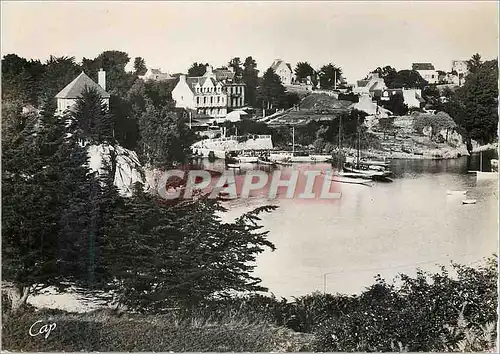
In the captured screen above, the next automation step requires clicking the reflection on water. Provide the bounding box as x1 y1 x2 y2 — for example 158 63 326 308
199 151 498 298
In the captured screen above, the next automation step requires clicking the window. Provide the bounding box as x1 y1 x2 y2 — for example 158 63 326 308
204 97 207 104
218 96 220 103
210 96 213 104
197 97 200 104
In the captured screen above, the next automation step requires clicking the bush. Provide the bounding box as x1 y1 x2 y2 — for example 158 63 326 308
312 258 497 352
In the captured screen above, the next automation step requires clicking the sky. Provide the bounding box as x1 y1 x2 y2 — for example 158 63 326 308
1 1 498 83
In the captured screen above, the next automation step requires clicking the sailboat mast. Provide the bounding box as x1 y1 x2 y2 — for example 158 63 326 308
338 115 342 171
357 116 360 169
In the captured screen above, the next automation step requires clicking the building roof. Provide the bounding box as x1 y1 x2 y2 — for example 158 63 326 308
55 72 110 99
356 80 369 88
185 76 218 93
412 63 435 71
271 59 292 73
213 68 235 81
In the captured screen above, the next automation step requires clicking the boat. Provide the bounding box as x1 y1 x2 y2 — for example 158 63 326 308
359 158 390 167
237 155 258 163
331 175 373 186
462 199 477 205
274 160 293 166
226 163 241 169
446 190 467 195
343 162 392 181
257 158 277 166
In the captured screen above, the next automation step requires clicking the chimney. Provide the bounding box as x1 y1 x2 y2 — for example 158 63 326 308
179 74 186 82
205 64 213 75
98 69 106 91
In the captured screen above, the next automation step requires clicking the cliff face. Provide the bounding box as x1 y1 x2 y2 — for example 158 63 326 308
87 144 147 197
363 115 470 159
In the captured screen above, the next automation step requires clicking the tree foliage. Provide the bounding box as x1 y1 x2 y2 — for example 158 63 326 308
256 68 286 111
137 103 196 168
318 63 343 89
441 57 498 151
188 62 208 77
228 57 243 82
381 92 408 116
134 57 147 76
389 70 428 89
371 65 398 88
294 62 315 82
242 56 259 107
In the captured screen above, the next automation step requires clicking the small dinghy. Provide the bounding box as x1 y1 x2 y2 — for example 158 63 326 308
226 163 241 169
462 199 477 205
447 190 467 195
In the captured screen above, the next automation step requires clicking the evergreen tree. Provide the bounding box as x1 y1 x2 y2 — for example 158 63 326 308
73 87 114 144
294 62 315 82
242 56 259 107
256 68 286 112
318 63 343 89
228 57 243 81
102 191 277 311
134 57 147 76
2 100 80 309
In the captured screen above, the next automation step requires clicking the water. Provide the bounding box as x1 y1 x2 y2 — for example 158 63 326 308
197 150 498 298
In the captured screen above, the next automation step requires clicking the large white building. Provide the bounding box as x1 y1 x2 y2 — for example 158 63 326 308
55 70 110 114
171 65 245 118
270 59 295 85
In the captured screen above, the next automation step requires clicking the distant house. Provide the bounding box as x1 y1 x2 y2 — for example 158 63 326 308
171 65 245 118
270 59 295 85
353 72 387 97
451 60 469 86
412 63 438 84
55 70 110 114
139 68 173 81
380 88 424 108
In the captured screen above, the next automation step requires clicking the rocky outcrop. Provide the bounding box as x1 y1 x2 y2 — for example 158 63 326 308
87 144 147 197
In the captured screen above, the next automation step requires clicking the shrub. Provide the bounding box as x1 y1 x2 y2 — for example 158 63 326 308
312 258 497 352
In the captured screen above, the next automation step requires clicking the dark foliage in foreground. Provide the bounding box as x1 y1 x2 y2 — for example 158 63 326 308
1 257 496 352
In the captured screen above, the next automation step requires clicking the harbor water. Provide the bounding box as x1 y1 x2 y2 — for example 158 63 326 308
200 150 498 297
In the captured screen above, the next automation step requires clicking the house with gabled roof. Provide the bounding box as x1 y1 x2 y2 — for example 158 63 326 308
353 72 387 97
139 67 173 81
171 65 245 118
412 63 438 84
270 59 295 85
55 70 110 114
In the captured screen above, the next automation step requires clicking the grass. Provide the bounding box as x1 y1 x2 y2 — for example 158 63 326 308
1 306 314 352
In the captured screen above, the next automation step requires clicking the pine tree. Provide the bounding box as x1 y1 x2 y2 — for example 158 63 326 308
73 87 114 144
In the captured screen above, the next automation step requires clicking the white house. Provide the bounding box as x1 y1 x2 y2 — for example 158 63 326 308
380 88 424 108
412 63 438 84
55 70 110 114
138 68 172 81
353 72 387 97
451 60 469 86
171 65 245 118
270 59 295 85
